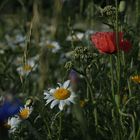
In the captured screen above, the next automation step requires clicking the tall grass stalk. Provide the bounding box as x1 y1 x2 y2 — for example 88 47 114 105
135 0 140 27
22 20 33 93
115 0 121 95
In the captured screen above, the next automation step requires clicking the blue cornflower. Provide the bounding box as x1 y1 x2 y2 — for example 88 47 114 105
0 98 23 122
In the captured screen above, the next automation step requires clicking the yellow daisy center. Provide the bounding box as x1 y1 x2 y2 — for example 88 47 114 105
47 44 55 49
23 64 32 71
131 75 140 83
19 108 30 120
53 88 71 100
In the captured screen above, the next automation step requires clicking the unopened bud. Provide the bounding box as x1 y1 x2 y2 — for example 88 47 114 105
119 1 126 13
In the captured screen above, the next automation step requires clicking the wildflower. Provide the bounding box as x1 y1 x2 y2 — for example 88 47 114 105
66 32 84 41
65 61 73 70
6 116 21 133
91 32 132 54
46 41 60 53
131 75 140 83
5 32 26 49
69 70 79 91
19 106 33 120
69 70 79 84
39 40 60 53
17 58 37 76
101 5 116 17
44 80 76 111
0 97 22 122
2 98 33 133
17 64 33 76
72 47 94 64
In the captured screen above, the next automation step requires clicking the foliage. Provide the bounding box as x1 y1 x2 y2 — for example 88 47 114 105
0 0 140 140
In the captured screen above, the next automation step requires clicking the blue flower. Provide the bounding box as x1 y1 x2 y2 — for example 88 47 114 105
69 70 79 83
0 98 23 122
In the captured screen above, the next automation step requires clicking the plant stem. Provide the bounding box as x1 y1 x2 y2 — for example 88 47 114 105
115 1 122 139
58 112 62 140
110 55 115 99
84 75 94 102
84 75 98 128
44 118 52 140
119 110 135 139
115 0 121 95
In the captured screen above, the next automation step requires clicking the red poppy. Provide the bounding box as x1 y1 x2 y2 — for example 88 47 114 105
91 32 132 54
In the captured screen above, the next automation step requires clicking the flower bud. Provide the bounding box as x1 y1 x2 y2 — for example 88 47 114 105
119 1 126 13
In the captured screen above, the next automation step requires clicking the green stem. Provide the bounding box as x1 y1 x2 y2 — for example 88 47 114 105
136 0 140 27
119 110 135 139
58 113 62 140
73 68 97 128
80 0 83 15
21 20 33 94
110 55 115 99
72 68 94 100
93 107 98 127
115 0 121 95
44 118 52 140
127 79 132 97
84 75 94 101
84 75 98 128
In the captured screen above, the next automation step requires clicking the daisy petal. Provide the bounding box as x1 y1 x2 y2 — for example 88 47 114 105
50 100 59 109
49 89 56 94
68 97 75 104
59 101 65 110
44 91 49 96
45 97 54 105
44 96 50 100
44 93 50 99
63 80 70 88
57 83 62 87
70 92 76 98
65 100 70 105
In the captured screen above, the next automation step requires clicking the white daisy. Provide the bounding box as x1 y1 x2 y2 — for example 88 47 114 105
39 40 60 53
17 57 37 76
5 32 26 49
19 106 33 120
44 80 76 111
7 116 21 133
47 41 60 53
66 32 84 41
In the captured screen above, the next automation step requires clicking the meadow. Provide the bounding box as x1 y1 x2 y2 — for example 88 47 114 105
0 0 140 140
